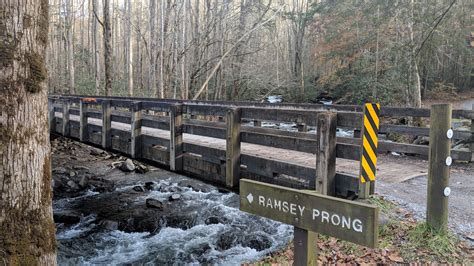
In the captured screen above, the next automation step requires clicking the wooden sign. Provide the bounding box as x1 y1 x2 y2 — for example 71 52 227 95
240 179 379 248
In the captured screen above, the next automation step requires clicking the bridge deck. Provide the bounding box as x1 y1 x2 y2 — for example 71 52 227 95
57 112 427 183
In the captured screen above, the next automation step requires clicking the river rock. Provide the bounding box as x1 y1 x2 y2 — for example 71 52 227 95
178 180 212 193
99 220 119 230
73 165 90 171
144 182 155 191
163 212 197 230
204 216 221 225
79 176 89 188
216 231 236 250
169 194 181 201
133 186 145 192
90 148 103 156
242 233 272 251
53 167 68 174
120 159 135 172
135 163 149 174
54 211 81 224
67 180 79 190
146 198 164 210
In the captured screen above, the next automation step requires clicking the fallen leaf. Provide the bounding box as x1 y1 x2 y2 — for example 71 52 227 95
388 254 404 263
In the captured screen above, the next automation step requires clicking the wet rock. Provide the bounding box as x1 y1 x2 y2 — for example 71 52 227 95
54 211 81 224
99 220 119 231
216 231 236 250
136 163 149 174
169 194 181 201
146 198 164 210
120 159 135 172
161 185 183 193
67 180 79 190
79 176 89 188
188 242 212 257
133 186 145 192
144 182 155 191
163 212 197 230
89 178 115 193
242 233 271 251
90 148 103 156
73 165 90 171
205 216 222 225
53 167 68 174
178 180 212 193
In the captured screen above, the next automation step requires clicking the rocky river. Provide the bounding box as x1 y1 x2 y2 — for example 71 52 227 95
51 137 292 264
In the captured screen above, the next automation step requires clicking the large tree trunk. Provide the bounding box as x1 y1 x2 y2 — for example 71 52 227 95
126 0 133 96
66 0 75 94
406 0 422 108
0 0 57 264
103 0 113 96
92 0 101 95
149 0 157 97
159 0 165 98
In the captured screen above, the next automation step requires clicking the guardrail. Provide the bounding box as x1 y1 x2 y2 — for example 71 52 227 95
49 95 474 162
48 96 368 197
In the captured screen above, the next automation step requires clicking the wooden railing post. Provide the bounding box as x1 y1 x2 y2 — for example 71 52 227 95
226 107 241 188
170 104 183 171
297 123 307 132
294 111 336 266
62 101 70 137
48 98 55 133
102 100 112 149
79 99 88 142
427 104 452 232
130 102 142 159
315 112 337 195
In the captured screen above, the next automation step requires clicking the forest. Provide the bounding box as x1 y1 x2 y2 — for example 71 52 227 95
48 0 473 107
1 0 474 264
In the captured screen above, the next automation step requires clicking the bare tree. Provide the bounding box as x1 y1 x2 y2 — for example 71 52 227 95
126 0 133 96
103 0 113 96
66 0 75 94
149 0 157 96
0 0 56 263
92 0 101 95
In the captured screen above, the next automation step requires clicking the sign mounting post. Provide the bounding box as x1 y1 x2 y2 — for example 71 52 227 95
358 103 380 199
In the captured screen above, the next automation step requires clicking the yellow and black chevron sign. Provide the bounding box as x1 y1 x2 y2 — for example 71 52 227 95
359 103 380 183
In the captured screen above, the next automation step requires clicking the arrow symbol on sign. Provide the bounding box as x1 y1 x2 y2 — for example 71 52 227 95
247 193 254 204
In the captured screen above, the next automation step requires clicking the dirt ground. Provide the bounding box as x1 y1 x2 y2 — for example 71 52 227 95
375 155 473 241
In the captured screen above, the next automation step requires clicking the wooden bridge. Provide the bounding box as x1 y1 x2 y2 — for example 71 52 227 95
48 95 474 198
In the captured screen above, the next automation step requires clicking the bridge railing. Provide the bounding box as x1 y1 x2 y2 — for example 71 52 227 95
49 94 474 162
48 95 473 197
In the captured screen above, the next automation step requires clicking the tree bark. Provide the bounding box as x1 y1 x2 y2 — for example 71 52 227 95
0 0 57 264
126 0 133 96
149 0 157 96
103 0 113 96
66 0 75 94
92 0 101 95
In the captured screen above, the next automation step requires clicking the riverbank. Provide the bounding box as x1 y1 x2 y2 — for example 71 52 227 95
51 137 292 264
